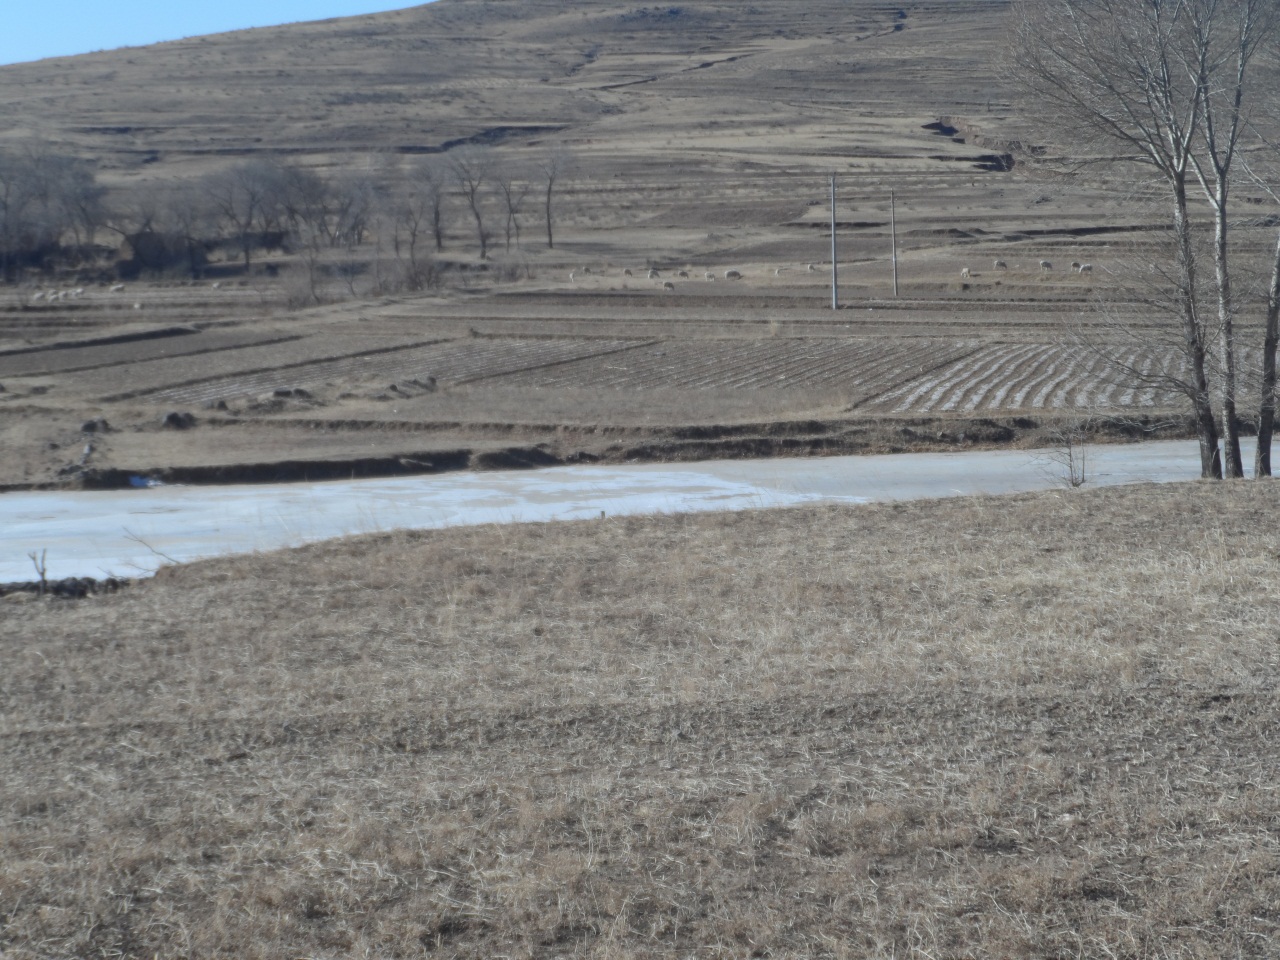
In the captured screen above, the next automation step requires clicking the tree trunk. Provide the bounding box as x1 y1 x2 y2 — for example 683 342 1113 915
467 195 487 260
1173 180 1222 479
1212 187 1244 477
544 181 554 250
1256 229 1280 477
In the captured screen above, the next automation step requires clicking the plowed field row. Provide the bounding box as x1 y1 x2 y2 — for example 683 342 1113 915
145 338 648 404
491 338 982 401
0 331 302 379
866 344 1188 412
83 335 435 400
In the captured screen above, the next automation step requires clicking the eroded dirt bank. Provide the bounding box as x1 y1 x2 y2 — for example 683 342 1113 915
6 412 1195 491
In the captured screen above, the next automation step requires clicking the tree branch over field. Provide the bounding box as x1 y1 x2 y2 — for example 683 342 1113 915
1009 0 1280 478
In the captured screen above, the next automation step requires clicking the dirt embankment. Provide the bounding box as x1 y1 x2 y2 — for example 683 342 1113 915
64 413 1193 490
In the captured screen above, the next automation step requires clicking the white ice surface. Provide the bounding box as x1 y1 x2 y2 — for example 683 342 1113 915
0 439 1239 581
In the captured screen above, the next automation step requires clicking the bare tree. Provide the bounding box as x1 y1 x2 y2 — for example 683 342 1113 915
450 147 492 260
158 183 215 278
536 147 571 250
1009 0 1280 479
0 150 37 282
494 165 532 252
277 164 333 303
0 144 109 280
1184 0 1280 476
397 159 449 268
1245 157 1280 475
204 159 286 272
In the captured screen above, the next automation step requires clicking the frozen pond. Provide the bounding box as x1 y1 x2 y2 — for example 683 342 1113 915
0 439 1235 581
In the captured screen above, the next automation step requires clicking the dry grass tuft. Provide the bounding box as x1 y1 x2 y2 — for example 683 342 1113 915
4 482 1280 956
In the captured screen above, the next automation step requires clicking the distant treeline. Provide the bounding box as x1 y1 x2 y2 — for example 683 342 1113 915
0 142 570 301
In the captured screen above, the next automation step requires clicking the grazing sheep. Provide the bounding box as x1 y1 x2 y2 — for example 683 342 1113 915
807 263 817 273
648 269 659 280
568 271 576 282
1070 261 1082 271
1078 263 1093 274
623 268 633 277
993 259 1008 270
775 267 783 276
211 281 221 289
1040 260 1053 272
704 272 715 281
133 302 142 310
663 281 675 291
725 270 742 280
961 267 972 279
109 283 125 293
678 270 689 279
31 291 44 301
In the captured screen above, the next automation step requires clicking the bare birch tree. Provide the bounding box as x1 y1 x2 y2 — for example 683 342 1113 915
450 147 492 260
1009 0 1280 478
494 166 532 252
536 148 571 250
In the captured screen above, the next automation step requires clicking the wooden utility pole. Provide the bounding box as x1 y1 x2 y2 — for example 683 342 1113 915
830 174 839 311
890 188 899 298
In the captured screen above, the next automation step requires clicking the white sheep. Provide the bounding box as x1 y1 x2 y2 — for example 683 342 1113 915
961 267 972 279
648 269 659 280
211 281 221 289
568 271 576 282
775 267 783 276
704 272 715 281
133 302 142 310
110 283 125 293
1078 263 1093 274
807 263 817 273
1040 260 1053 272
993 259 1008 270
31 291 44 301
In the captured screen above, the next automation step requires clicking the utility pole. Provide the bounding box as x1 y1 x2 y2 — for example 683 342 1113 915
890 188 899 298
830 173 839 311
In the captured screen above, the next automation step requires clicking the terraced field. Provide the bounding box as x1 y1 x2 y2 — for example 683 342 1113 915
76 334 437 400
864 343 1188 413
0 330 303 379
142 337 651 404
494 337 981 402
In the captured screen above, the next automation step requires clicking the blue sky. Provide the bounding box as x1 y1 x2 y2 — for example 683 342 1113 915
0 1 427 66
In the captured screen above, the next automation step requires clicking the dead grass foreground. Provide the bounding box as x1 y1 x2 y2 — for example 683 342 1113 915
4 482 1280 958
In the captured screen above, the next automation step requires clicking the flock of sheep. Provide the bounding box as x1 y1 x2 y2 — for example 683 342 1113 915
962 259 1094 279
570 258 1099 290
29 287 86 302
570 263 827 290
27 279 233 308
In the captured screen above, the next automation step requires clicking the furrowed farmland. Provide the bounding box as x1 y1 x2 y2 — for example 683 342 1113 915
1 0 1268 490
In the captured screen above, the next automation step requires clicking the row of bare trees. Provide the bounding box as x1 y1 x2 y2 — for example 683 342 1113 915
0 144 107 282
1010 0 1280 477
0 142 571 294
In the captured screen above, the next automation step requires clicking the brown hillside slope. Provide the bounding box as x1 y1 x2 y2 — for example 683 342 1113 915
0 0 1012 182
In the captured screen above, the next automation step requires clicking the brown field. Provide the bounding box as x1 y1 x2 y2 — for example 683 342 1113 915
4 482 1280 957
5 0 1276 487
6 4 1280 956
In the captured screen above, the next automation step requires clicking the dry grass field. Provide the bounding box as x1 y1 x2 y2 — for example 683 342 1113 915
6 0 1274 487
4 482 1280 957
